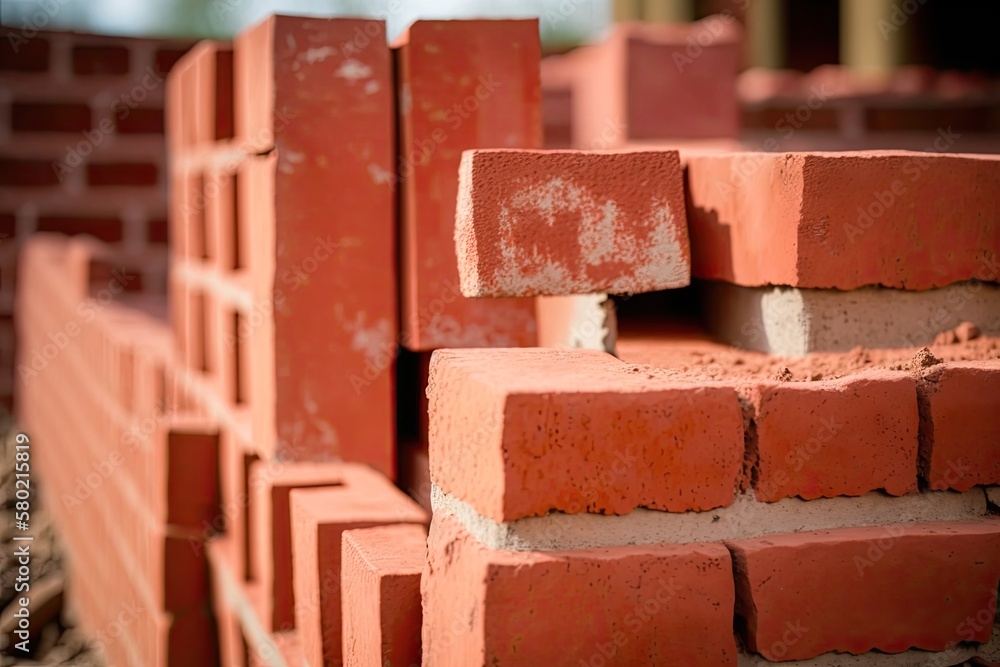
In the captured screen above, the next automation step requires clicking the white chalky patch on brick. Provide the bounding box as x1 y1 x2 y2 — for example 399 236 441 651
335 58 372 80
302 46 336 64
488 177 687 295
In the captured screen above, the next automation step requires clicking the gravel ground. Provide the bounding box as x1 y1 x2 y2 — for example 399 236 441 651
0 415 104 666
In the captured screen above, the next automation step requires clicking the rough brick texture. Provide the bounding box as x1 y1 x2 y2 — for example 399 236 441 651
455 149 690 297
423 514 738 666
290 478 427 667
427 348 744 521
685 151 1000 290
750 371 919 502
919 361 1000 491
394 19 541 350
234 16 397 471
341 524 427 667
728 521 1000 660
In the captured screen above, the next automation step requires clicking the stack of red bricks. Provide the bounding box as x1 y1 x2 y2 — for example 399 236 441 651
12 11 1000 667
443 133 1000 663
16 234 218 665
0 29 193 412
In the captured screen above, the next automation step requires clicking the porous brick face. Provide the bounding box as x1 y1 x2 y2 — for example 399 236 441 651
341 525 427 667
233 16 397 471
427 348 744 521
455 149 690 297
394 19 541 350
749 371 919 502
290 479 427 667
728 521 1000 661
685 151 1000 290
423 515 738 666
919 361 1000 490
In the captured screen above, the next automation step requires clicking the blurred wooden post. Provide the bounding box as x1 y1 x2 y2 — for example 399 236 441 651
746 0 785 68
841 0 910 74
641 0 695 22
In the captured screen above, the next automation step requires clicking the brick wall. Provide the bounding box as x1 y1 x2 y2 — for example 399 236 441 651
0 29 192 412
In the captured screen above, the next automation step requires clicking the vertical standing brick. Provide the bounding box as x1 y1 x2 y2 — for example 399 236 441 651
393 19 542 350
235 17 396 472
290 476 427 667
919 361 1000 490
341 525 427 667
247 460 344 631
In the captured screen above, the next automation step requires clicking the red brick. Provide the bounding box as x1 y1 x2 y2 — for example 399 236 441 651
173 41 234 146
291 480 427 667
919 361 1000 490
86 162 159 187
728 522 1000 660
247 461 345 631
117 107 164 134
341 524 426 667
455 149 690 297
0 37 49 71
427 348 744 522
394 19 541 350
11 102 91 133
207 545 247 667
685 151 1000 290
165 417 219 529
37 216 123 243
72 45 130 75
554 19 741 147
204 165 239 270
749 371 919 502
0 159 61 186
236 19 396 473
424 514 737 666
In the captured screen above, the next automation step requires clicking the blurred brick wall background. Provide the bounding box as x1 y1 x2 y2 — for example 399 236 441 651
0 30 193 412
